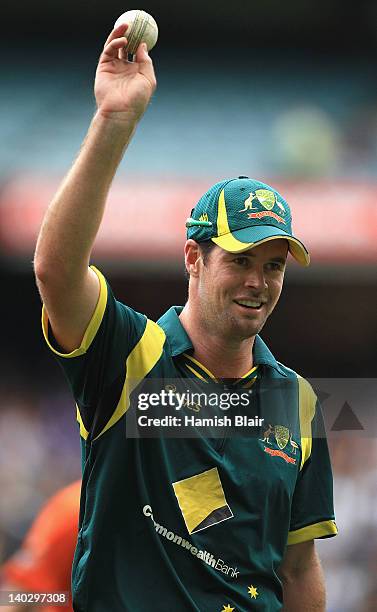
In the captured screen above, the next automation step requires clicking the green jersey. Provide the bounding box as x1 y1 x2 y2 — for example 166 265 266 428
42 267 337 612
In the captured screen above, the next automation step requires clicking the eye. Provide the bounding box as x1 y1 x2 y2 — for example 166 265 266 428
265 261 285 272
233 257 249 267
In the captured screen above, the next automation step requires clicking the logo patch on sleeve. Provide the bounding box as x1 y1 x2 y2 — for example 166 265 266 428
172 467 233 534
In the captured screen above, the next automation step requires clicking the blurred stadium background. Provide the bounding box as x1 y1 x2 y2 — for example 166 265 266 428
0 1 376 610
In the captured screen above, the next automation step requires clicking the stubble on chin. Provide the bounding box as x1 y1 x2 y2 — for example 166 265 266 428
230 306 271 339
200 297 268 341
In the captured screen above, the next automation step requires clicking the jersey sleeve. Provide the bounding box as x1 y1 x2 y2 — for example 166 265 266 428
41 267 149 440
0 482 80 595
287 379 338 545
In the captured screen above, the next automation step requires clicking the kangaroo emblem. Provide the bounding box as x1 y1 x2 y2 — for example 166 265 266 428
239 192 256 212
260 423 274 444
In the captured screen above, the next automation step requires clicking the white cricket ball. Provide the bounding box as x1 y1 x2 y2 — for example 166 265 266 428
114 9 158 54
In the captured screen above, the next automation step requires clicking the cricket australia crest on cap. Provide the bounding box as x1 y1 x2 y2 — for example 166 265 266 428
186 177 310 266
239 189 286 225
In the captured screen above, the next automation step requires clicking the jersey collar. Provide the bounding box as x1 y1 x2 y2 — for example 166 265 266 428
157 306 193 356
157 305 287 377
253 335 287 377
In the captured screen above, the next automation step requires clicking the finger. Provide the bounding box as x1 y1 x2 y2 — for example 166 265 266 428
134 42 150 64
136 43 157 89
103 23 129 49
102 37 128 60
118 46 133 62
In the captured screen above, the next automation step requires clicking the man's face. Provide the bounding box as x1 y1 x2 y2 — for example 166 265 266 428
192 239 288 343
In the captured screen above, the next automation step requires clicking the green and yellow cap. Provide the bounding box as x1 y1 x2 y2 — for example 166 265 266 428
186 176 310 266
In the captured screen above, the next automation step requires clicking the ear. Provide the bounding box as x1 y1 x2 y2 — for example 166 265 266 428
184 240 202 277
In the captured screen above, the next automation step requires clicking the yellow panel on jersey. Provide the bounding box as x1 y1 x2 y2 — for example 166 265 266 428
297 375 316 471
287 519 338 545
172 467 233 535
41 266 107 358
94 319 166 440
76 405 89 441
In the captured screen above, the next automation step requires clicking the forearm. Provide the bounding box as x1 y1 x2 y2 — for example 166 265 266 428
280 541 326 612
282 566 326 611
34 111 137 284
35 25 156 292
33 29 156 350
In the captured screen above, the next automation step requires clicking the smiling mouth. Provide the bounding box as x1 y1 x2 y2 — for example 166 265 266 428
234 299 264 310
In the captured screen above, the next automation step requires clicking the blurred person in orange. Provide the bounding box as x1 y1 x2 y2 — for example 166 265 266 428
0 480 80 611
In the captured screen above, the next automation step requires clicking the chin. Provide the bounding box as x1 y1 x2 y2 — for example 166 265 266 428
232 319 265 340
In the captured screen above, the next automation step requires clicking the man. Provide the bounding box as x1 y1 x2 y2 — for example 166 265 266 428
34 22 337 611
0 480 80 612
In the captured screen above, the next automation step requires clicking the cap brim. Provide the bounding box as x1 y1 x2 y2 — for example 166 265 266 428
212 225 310 267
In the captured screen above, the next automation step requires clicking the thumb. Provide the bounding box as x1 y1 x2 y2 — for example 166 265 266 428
135 42 150 63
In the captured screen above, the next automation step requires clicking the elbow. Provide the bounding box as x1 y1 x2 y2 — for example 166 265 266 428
33 259 53 305
34 228 67 284
34 236 50 284
33 255 46 285
33 248 64 294
34 241 70 287
33 250 54 288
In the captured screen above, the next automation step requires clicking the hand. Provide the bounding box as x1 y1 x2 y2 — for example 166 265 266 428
94 24 157 121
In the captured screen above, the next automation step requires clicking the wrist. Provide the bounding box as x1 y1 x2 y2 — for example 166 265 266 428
94 107 145 128
88 110 140 151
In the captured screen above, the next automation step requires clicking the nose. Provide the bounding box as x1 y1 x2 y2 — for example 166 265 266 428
244 265 267 292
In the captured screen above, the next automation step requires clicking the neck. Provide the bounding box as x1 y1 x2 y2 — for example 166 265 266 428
179 304 255 379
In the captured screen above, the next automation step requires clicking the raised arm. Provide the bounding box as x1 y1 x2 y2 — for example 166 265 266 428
34 23 156 352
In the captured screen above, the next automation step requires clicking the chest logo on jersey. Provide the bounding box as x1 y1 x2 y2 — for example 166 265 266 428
274 425 290 449
172 467 233 535
260 424 298 465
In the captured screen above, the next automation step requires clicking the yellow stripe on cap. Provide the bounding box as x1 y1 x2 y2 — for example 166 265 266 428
212 188 252 250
